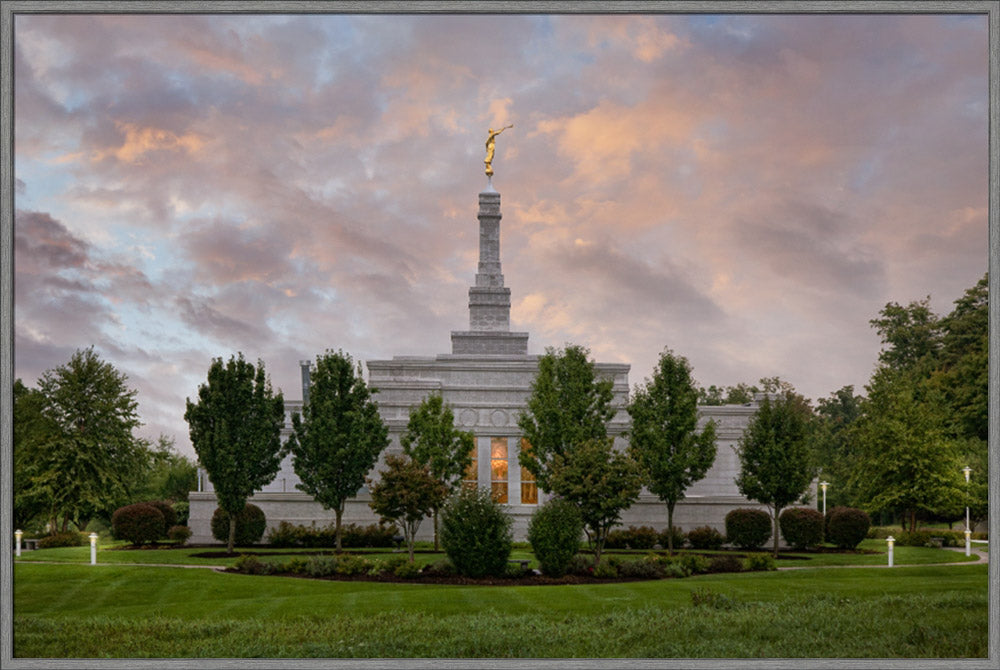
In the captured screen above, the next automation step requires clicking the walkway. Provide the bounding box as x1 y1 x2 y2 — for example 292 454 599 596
776 545 988 571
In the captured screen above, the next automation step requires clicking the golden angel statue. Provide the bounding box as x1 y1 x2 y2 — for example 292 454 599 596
484 124 513 177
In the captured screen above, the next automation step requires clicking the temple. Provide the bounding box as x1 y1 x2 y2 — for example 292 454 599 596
187 162 766 544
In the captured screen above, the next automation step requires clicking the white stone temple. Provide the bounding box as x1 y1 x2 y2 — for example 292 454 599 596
187 177 768 544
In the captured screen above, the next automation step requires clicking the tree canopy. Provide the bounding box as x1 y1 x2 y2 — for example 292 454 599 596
628 349 717 553
735 388 815 557
368 454 448 562
400 393 474 550
287 350 389 550
185 353 285 553
517 344 616 492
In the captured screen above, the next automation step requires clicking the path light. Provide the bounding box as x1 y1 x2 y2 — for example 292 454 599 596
886 536 895 568
89 532 98 565
819 481 830 517
15 529 22 557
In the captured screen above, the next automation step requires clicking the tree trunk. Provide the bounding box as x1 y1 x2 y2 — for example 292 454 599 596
772 506 781 559
666 502 676 555
335 507 343 553
909 509 917 533
407 524 415 563
227 515 236 554
433 508 439 552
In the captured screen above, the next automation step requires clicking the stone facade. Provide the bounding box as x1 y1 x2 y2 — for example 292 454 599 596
187 184 768 545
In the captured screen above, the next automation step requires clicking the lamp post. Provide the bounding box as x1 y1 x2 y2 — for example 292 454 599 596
962 466 972 557
886 535 895 568
89 532 98 565
819 481 830 517
15 529 22 557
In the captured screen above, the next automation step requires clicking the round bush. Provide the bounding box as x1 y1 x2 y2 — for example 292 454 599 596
210 504 267 546
658 526 686 551
779 507 825 550
725 508 772 550
826 506 871 549
146 500 178 532
686 525 724 550
527 497 584 577
112 503 166 546
439 486 513 578
167 525 192 546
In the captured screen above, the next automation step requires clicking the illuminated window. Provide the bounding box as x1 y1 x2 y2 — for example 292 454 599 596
491 437 508 503
463 445 478 491
520 438 537 504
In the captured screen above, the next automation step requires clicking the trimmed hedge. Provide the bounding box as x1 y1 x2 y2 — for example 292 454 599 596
440 486 513 578
686 525 724 550
779 507 825 550
826 506 871 549
112 503 166 546
211 504 267 546
168 525 192 546
266 521 397 548
657 526 686 551
527 497 584 577
725 508 772 550
145 500 178 531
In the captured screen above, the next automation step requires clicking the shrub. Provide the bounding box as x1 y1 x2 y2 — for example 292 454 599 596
707 555 743 573
679 554 709 575
896 530 935 547
37 532 84 549
167 525 192 546
334 554 373 576
605 525 658 550
394 561 422 579
422 557 457 577
112 503 166 546
504 562 530 579
306 555 339 578
779 507 825 550
233 554 267 575
743 553 777 571
377 555 409 575
567 553 595 576
145 500 178 531
172 501 190 526
593 559 618 579
617 557 664 579
661 561 688 578
210 504 267 547
527 497 584 577
284 557 309 574
266 521 303 547
826 507 871 550
686 525 724 550
440 486 513 578
658 526 686 550
340 523 397 548
725 508 772 550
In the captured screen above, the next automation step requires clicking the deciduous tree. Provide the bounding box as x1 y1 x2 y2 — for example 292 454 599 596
517 344 616 492
628 349 717 553
400 393 474 550
736 389 815 558
287 351 389 551
368 454 448 562
185 353 285 553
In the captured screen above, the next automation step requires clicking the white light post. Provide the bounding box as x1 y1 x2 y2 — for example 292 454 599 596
962 466 972 556
886 536 895 567
15 529 23 557
819 481 830 517
89 532 98 565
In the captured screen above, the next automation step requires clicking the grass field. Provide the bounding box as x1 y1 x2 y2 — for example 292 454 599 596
13 553 989 658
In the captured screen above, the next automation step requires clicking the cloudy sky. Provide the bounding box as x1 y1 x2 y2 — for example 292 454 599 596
13 11 989 458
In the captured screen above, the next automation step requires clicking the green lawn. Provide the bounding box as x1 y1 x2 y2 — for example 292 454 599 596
13 560 989 658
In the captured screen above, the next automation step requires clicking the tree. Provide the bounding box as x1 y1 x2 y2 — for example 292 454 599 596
400 393 474 551
13 379 59 531
287 350 389 551
29 348 148 532
810 386 863 509
517 344 616 492
185 353 285 553
547 438 644 565
368 454 448 563
847 367 964 532
736 389 815 558
869 297 942 373
135 435 198 504
697 383 759 406
628 349 717 553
